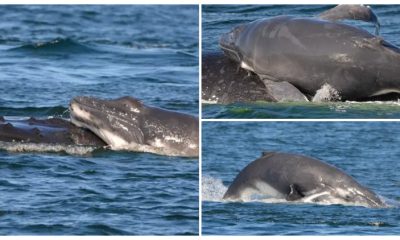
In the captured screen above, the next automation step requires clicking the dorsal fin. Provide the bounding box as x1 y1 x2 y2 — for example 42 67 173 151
261 151 276 157
318 4 381 35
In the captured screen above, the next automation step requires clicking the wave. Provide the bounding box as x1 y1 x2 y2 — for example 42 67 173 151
202 176 396 208
8 38 99 55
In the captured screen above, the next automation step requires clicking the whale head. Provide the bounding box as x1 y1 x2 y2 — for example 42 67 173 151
331 185 385 208
69 96 145 149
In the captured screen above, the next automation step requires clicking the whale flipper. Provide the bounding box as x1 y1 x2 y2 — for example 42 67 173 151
262 79 309 102
286 184 304 201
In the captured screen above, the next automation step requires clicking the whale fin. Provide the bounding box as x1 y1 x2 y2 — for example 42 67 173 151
318 4 380 35
261 151 276 157
261 79 309 102
286 184 304 201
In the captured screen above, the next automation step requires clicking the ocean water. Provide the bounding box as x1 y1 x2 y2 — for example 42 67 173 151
202 122 400 235
202 5 400 119
0 5 199 235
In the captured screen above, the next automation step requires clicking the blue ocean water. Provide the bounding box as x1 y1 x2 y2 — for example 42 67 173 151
0 5 198 235
202 5 400 119
202 122 400 235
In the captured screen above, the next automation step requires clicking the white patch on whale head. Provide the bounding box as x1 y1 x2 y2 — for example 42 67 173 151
70 103 92 124
130 107 140 113
312 83 342 102
97 129 129 148
329 53 353 63
240 61 254 71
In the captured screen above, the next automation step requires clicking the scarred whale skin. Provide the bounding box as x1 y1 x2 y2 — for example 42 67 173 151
0 116 106 146
70 96 199 157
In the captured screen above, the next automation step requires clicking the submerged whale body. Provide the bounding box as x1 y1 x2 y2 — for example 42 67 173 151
0 116 105 146
202 52 308 103
70 96 199 157
223 152 385 208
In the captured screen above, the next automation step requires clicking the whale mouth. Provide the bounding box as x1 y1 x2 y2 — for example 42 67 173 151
219 24 245 63
69 96 146 149
69 97 102 128
69 97 111 145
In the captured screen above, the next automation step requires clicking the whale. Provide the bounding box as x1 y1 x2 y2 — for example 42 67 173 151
202 52 308 103
223 152 385 208
0 116 105 146
318 4 380 35
217 4 400 101
69 96 199 157
219 13 400 101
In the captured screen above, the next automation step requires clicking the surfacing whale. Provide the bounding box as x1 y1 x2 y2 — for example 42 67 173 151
219 5 400 101
223 152 385 208
70 96 199 157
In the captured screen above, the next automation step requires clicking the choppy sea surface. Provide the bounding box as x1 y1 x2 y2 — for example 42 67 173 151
202 122 400 235
0 5 198 235
202 5 400 119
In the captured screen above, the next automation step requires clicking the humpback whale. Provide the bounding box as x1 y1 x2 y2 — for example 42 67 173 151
202 5 400 103
70 96 199 157
0 97 198 157
223 152 385 208
219 5 400 101
0 117 105 146
202 52 308 103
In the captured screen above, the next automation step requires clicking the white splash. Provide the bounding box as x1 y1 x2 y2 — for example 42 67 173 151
312 83 342 102
202 176 228 201
202 99 218 104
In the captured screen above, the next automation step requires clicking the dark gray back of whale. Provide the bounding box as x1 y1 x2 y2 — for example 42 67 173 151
223 152 384 208
70 96 199 157
220 16 400 100
0 116 106 146
202 52 309 103
202 52 275 104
